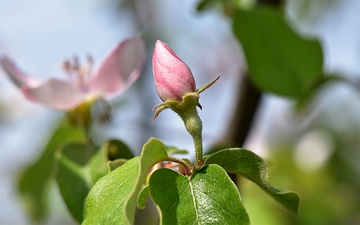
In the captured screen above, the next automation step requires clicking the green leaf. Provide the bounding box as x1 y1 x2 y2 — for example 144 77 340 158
54 143 92 223
149 165 250 225
83 138 169 224
85 148 109 184
54 139 134 222
137 185 150 209
83 157 140 225
107 159 128 172
205 148 300 214
196 0 213 11
18 119 86 222
94 139 134 177
87 139 134 182
296 74 343 110
165 145 188 155
104 139 134 161
124 138 169 223
233 7 323 98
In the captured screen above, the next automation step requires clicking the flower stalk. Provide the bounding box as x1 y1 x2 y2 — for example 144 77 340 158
170 93 204 167
151 39 219 169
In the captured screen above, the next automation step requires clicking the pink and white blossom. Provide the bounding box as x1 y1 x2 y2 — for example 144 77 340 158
152 40 196 102
1 36 146 111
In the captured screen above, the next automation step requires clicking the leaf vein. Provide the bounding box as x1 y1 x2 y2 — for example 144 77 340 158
188 178 200 225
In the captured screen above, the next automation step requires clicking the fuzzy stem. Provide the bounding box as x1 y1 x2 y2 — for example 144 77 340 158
177 108 203 168
186 113 203 166
163 93 206 168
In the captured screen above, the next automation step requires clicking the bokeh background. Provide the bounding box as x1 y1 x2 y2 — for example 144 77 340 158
1 0 360 224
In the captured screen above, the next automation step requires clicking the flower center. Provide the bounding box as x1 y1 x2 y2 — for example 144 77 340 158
62 55 94 92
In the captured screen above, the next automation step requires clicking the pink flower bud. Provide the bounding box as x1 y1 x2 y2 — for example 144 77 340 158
152 40 196 102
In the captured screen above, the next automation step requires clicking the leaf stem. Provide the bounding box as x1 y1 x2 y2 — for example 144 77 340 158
167 156 193 175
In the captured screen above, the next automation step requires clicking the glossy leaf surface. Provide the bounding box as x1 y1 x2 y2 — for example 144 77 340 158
205 148 300 214
150 164 250 225
83 157 139 224
83 138 169 224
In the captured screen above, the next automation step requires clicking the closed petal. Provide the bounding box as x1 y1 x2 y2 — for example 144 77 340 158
152 40 196 102
90 36 146 95
22 78 86 111
1 57 40 88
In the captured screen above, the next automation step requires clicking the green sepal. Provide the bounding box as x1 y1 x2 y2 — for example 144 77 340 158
152 92 200 121
205 148 300 214
152 76 219 121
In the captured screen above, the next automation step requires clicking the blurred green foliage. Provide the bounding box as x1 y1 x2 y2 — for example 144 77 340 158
242 147 360 225
17 119 86 222
233 7 323 99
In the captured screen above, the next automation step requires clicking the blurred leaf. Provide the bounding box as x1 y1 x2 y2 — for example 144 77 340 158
204 142 231 156
54 143 93 223
296 74 343 110
165 145 188 155
196 0 231 12
54 139 134 222
149 165 250 225
87 139 134 181
107 158 128 172
104 139 134 161
17 119 86 222
196 0 255 15
197 0 213 11
205 148 300 214
233 7 323 98
83 138 169 224
85 147 109 184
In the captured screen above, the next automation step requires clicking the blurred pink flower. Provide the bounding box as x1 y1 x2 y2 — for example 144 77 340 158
1 36 146 111
152 40 196 102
